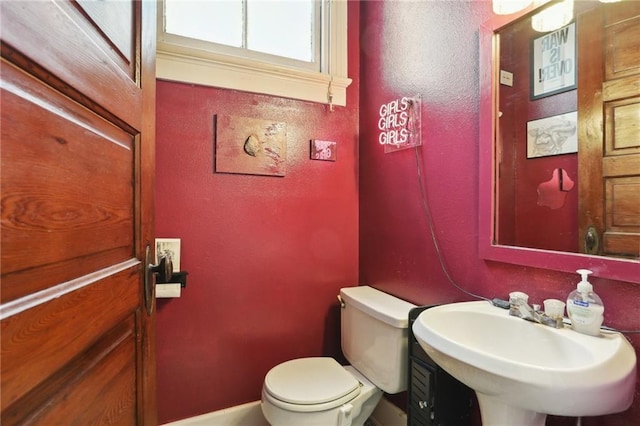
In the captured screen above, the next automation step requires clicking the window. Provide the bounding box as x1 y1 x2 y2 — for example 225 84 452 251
157 0 351 106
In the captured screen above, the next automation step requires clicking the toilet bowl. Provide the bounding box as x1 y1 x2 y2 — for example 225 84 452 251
261 286 416 426
261 358 382 426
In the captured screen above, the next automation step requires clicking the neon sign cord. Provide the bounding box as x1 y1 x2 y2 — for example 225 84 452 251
412 145 489 302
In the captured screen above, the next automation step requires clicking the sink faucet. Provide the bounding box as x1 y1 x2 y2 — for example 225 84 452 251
511 301 564 329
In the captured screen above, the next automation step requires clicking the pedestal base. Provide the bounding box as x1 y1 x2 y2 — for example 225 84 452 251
476 393 547 426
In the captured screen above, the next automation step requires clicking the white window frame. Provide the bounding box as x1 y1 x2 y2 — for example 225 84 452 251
156 0 352 106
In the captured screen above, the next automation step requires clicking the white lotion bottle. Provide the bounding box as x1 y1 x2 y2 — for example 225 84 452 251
566 269 604 336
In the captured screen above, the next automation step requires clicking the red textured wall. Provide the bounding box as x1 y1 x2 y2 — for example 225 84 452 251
358 2 639 426
156 1 639 424
497 16 578 252
155 3 360 422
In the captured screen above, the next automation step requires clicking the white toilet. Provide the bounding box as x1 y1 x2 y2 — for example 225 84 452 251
261 285 416 426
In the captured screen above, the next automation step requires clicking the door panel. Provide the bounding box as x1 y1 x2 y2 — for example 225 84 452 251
34 328 137 426
604 101 640 152
77 0 136 75
604 11 640 81
2 313 138 425
0 0 141 128
1 0 156 424
578 1 640 258
1 60 134 302
1 264 138 410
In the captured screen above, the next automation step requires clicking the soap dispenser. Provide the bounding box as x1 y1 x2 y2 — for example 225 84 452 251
566 269 604 336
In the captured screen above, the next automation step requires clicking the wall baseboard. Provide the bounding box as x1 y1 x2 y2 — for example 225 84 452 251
162 397 406 426
162 401 269 426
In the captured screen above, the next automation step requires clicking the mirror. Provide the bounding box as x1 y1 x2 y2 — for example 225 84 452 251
479 0 640 283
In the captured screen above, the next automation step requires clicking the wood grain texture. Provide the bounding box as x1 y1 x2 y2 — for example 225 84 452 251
1 60 134 302
0 0 141 130
2 315 137 425
1 0 157 423
1 266 139 411
578 2 640 258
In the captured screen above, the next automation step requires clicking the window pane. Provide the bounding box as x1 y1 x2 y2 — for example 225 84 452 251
247 0 314 62
165 0 243 47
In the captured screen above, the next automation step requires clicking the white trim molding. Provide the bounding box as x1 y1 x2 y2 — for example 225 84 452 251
160 397 407 426
157 0 352 106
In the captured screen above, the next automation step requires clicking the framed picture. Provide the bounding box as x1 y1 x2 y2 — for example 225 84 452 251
215 115 287 177
526 111 578 158
155 238 181 272
530 22 576 100
310 139 337 161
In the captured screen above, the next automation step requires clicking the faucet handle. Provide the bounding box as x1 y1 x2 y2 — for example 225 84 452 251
543 299 566 319
509 291 529 317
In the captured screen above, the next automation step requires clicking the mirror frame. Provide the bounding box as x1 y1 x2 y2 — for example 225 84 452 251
478 4 640 284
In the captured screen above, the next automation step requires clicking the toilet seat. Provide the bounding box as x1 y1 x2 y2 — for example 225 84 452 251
263 357 361 412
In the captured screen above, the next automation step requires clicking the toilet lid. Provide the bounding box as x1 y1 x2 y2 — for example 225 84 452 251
264 357 360 406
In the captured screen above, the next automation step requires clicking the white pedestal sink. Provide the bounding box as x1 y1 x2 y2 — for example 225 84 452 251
412 301 637 426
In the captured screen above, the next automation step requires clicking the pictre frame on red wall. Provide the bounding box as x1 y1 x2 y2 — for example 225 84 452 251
530 22 576 100
526 111 578 159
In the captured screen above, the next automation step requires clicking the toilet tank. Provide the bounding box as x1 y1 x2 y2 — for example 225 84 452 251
340 286 417 394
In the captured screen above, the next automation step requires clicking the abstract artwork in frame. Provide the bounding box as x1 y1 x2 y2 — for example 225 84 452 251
526 111 577 159
215 115 287 177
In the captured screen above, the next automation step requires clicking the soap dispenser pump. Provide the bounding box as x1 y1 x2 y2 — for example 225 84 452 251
566 269 604 336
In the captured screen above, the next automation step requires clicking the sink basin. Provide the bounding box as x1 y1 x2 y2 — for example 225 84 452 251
412 301 637 426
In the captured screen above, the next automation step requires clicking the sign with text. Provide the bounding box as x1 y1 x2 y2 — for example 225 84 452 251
310 139 337 161
378 96 422 153
531 22 576 100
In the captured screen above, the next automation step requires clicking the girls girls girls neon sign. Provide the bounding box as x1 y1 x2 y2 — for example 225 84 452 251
378 96 422 153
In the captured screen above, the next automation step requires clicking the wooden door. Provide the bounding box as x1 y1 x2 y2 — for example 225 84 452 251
1 1 157 424
578 1 640 258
